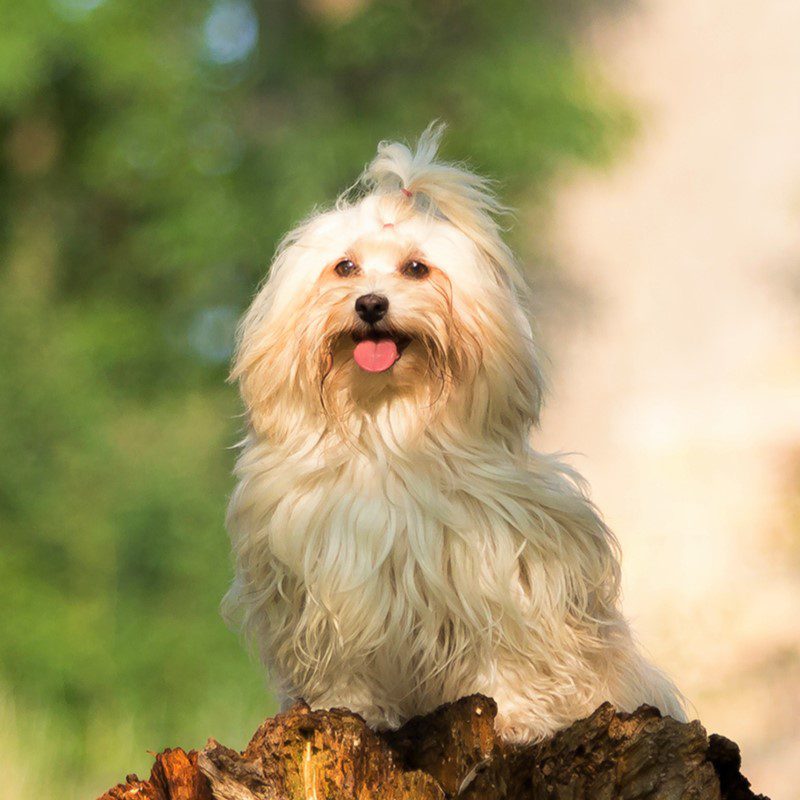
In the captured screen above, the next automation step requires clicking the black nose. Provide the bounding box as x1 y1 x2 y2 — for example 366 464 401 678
355 293 389 324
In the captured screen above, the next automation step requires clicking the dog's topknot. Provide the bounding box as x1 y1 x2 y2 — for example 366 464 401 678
347 123 522 291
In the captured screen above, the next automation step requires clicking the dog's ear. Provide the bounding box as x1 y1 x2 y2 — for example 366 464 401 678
455 281 545 436
231 240 317 439
231 211 334 438
231 296 293 437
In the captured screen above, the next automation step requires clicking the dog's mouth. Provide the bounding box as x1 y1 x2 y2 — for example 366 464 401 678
350 329 412 373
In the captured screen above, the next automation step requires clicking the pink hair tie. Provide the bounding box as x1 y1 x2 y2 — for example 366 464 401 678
401 187 413 198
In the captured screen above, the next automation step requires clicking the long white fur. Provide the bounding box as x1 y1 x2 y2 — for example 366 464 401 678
224 124 685 741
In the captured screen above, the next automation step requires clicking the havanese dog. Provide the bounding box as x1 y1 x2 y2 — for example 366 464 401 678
223 125 685 741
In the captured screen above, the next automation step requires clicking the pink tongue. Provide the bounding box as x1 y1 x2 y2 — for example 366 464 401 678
353 338 399 372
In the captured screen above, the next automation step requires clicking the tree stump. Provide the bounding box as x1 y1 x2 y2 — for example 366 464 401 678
98 697 768 799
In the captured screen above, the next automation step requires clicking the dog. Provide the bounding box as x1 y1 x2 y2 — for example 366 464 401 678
223 126 685 741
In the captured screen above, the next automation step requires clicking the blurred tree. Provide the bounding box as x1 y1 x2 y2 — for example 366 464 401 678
0 1 630 797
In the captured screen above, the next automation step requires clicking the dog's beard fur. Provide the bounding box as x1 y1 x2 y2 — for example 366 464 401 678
314 272 470 438
224 126 685 741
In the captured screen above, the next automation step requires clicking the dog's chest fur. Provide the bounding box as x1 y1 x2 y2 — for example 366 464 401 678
229 426 606 726
233 432 552 706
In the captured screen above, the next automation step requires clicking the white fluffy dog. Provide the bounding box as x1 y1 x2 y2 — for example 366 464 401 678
224 127 684 741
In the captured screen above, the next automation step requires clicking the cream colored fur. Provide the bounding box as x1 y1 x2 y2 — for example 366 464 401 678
224 125 685 741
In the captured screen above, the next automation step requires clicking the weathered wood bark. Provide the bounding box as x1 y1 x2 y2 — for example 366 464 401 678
98 697 768 800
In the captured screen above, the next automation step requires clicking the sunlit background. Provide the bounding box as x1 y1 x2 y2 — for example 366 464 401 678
1 2 797 798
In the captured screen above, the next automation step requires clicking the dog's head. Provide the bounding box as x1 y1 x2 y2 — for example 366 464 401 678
234 125 544 444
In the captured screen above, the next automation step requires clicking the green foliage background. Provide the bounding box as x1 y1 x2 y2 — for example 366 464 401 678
0 1 630 796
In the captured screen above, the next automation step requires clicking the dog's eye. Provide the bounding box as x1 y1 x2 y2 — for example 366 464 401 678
400 260 430 280
333 259 359 277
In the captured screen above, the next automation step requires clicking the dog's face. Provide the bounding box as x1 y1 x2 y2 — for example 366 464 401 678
235 193 541 442
305 197 486 404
